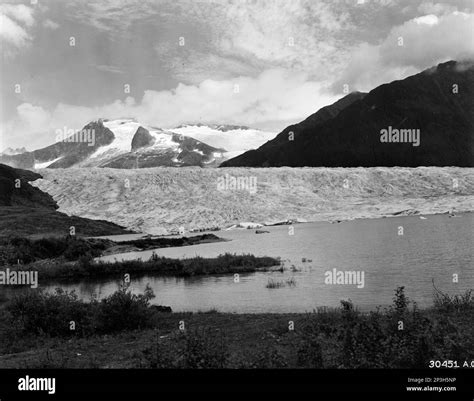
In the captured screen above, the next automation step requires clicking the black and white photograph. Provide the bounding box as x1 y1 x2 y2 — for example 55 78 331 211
0 0 473 399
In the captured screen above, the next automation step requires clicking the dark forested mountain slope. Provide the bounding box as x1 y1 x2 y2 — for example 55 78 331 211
221 60 474 167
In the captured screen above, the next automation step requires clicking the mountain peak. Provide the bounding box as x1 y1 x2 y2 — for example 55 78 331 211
221 60 474 168
131 126 155 150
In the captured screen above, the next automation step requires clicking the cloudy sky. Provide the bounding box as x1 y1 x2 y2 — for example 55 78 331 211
1 0 473 150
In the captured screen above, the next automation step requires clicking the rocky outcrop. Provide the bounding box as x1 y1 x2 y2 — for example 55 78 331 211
131 126 154 150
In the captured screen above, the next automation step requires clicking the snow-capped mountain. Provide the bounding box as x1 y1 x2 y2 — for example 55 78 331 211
0 119 276 170
76 119 227 168
169 124 276 160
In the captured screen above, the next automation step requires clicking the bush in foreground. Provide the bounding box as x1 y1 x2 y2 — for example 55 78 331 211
297 286 474 369
95 284 155 334
2 285 472 369
4 284 157 338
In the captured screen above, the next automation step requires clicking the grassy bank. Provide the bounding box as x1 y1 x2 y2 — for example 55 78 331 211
108 233 225 254
0 234 226 266
0 236 111 265
0 234 270 283
0 286 472 368
0 207 132 240
3 253 280 282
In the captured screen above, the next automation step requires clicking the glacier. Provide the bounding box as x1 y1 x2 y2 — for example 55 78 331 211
31 167 474 235
169 125 276 158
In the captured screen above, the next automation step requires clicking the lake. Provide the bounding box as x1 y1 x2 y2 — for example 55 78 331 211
35 213 474 312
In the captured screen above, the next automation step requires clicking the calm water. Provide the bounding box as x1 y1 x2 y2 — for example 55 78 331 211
34 214 474 312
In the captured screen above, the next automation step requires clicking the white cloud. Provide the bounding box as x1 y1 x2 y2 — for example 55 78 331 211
0 4 35 27
43 19 59 30
0 4 35 52
69 0 352 81
1 103 51 150
3 0 473 150
334 11 474 91
4 69 339 149
417 2 459 16
193 1 351 79
413 14 439 25
17 103 51 128
0 14 31 48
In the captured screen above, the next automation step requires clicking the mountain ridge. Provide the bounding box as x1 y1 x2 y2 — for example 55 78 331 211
0 120 274 169
0 120 229 169
221 60 474 167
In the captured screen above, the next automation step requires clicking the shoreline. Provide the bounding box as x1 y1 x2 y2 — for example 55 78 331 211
1 285 472 369
93 210 472 264
90 209 473 241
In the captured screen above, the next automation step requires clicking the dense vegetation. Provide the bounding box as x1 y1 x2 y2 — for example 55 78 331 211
0 234 225 267
3 285 156 339
0 236 109 265
0 286 472 368
2 250 279 282
117 233 223 249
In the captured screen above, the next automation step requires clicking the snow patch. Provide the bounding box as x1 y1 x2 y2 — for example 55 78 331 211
34 157 63 169
170 125 276 157
90 119 140 159
148 129 180 150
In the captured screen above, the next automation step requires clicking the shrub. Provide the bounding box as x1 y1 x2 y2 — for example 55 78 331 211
286 277 297 287
77 253 95 270
433 284 473 312
266 279 285 289
95 284 155 333
392 286 409 314
0 236 106 265
5 285 157 337
63 238 96 261
6 288 93 337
